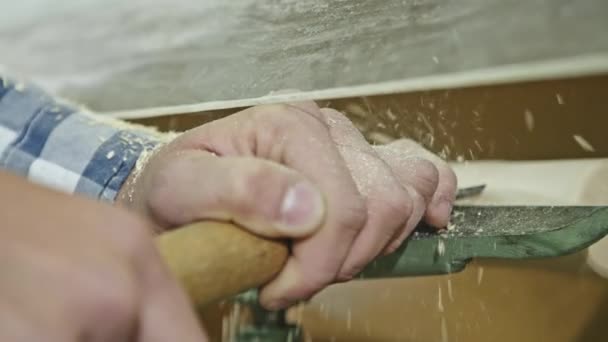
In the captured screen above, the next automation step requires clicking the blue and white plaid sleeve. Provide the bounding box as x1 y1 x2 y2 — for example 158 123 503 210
0 75 162 202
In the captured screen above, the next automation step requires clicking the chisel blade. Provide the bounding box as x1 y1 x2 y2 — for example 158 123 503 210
360 205 608 278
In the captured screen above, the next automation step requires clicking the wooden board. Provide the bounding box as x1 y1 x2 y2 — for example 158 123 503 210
1 0 608 118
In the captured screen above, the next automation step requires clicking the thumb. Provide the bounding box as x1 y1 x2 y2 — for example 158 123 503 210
151 150 326 238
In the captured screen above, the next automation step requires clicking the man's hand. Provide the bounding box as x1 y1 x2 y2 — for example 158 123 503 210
118 101 457 310
0 171 206 341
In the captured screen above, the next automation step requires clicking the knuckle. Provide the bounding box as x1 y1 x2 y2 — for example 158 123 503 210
253 104 298 124
387 138 419 150
441 165 458 188
378 186 413 222
434 164 458 202
230 161 284 219
336 196 368 234
252 105 304 137
408 157 440 202
320 107 348 122
407 187 426 210
253 104 328 132
414 158 440 187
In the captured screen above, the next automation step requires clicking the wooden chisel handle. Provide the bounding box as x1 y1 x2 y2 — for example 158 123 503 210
156 221 288 308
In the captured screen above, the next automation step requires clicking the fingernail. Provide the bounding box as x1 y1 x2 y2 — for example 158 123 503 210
280 182 324 234
433 199 453 226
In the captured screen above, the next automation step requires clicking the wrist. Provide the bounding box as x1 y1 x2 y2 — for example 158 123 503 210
115 141 161 209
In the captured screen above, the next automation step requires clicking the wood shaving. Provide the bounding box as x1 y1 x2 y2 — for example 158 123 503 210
437 285 444 312
447 279 454 302
524 109 534 131
446 221 456 231
345 103 368 118
441 317 449 342
437 239 446 256
368 131 395 144
386 108 397 121
573 134 595 152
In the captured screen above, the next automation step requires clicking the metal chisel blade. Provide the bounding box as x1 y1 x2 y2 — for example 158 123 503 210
235 205 608 305
360 205 608 278
414 205 606 238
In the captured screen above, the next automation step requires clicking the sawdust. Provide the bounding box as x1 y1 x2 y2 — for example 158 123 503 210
291 303 305 325
385 108 397 121
573 134 595 152
364 320 371 337
222 302 244 342
368 131 395 144
446 221 456 231
440 317 449 342
447 278 454 302
345 103 368 118
346 309 352 331
129 148 158 201
427 206 589 238
524 109 534 131
473 139 483 152
437 239 446 256
477 267 484 285
437 285 444 312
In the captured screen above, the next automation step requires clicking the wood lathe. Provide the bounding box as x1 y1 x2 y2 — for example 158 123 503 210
2 0 608 340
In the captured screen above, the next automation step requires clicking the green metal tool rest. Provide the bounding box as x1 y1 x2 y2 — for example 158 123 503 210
232 205 608 341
